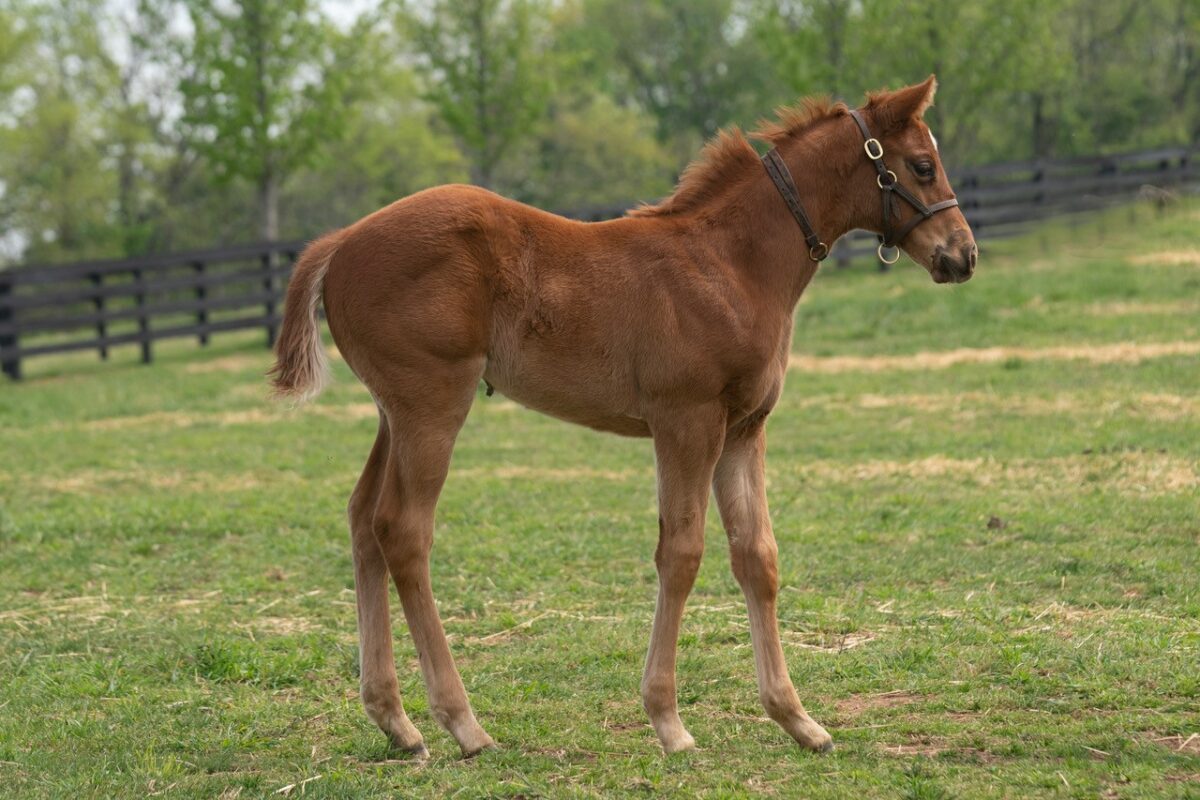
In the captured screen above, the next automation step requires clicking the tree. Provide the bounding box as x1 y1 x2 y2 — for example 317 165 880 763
400 0 554 190
577 0 769 160
0 0 122 263
754 0 1069 163
180 0 352 242
283 26 468 234
498 93 675 210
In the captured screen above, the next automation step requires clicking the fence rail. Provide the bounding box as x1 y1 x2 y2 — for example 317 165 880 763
1 143 1194 379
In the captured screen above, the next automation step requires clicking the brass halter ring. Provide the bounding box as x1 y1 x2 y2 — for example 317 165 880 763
808 242 829 262
876 170 898 189
873 242 902 263
863 138 884 160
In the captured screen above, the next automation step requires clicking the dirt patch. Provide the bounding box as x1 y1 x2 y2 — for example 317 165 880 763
837 690 921 716
795 391 1200 422
788 340 1200 373
183 354 271 374
993 298 1200 319
456 465 646 482
75 403 378 432
786 452 1199 496
781 630 876 653
1129 249 1200 267
884 742 947 758
1084 299 1200 317
74 398 524 433
603 720 646 733
15 467 285 495
879 735 1003 763
1146 733 1200 754
250 616 319 635
1166 773 1200 784
880 735 950 758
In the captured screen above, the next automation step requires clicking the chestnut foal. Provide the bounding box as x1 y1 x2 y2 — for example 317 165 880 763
269 76 976 758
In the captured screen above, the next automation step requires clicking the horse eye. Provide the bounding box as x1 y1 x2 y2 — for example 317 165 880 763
914 161 935 178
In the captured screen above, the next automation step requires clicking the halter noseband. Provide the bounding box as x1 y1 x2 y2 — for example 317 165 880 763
761 109 960 265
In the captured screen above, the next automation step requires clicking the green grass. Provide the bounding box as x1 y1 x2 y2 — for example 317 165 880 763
1 202 1198 798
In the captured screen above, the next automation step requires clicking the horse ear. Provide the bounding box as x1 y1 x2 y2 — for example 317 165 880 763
868 75 937 132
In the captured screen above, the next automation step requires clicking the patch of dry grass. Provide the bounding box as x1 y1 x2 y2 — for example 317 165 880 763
789 340 1200 373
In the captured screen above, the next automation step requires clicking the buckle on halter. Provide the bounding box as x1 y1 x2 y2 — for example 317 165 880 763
877 242 901 265
876 169 897 189
808 242 829 262
863 138 884 160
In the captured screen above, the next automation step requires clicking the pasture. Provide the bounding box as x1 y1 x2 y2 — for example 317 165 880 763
1 203 1198 798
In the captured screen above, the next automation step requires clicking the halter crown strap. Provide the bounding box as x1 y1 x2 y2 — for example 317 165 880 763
761 149 829 262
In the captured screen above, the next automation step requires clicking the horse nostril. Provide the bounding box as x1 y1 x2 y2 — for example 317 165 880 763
963 244 977 270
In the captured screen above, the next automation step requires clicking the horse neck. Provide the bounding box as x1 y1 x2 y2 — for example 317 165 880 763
701 116 870 313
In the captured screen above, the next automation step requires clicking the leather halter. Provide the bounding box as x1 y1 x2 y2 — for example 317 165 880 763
761 109 960 264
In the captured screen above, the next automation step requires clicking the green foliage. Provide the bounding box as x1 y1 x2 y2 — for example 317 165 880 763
0 0 123 263
0 0 1195 264
180 0 354 238
280 31 469 233
574 0 771 147
399 0 554 189
501 93 675 208
753 0 1200 164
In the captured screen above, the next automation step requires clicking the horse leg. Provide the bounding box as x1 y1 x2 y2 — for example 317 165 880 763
712 421 833 753
372 359 495 758
641 407 726 753
349 414 427 756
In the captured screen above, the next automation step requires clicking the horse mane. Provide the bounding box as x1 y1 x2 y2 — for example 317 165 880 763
753 96 849 146
630 96 849 218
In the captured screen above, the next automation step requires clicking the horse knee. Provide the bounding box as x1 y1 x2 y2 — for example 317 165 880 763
655 511 706 576
372 509 431 577
348 494 375 544
731 537 779 595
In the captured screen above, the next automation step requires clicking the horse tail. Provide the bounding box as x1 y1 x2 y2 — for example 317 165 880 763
268 231 342 402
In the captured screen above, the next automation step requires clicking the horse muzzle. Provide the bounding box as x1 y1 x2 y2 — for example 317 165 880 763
931 236 977 284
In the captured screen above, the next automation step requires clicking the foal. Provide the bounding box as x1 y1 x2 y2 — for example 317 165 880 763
269 76 976 758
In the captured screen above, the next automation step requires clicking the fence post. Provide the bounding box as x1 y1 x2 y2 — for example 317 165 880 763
262 247 278 348
834 238 850 270
133 267 151 364
0 275 19 380
90 272 108 360
193 261 209 345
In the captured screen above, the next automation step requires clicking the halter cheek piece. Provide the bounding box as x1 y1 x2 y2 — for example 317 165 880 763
761 109 960 265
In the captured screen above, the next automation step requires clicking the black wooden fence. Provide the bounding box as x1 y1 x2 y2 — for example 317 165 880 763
1 144 1194 379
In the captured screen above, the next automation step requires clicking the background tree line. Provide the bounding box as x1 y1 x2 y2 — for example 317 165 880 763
0 0 1195 266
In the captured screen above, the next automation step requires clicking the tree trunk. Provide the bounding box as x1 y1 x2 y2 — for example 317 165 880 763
471 0 493 189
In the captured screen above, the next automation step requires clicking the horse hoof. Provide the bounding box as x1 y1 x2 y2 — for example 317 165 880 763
461 739 498 759
662 732 697 754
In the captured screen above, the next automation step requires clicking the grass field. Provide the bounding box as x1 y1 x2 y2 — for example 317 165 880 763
1 203 1198 799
